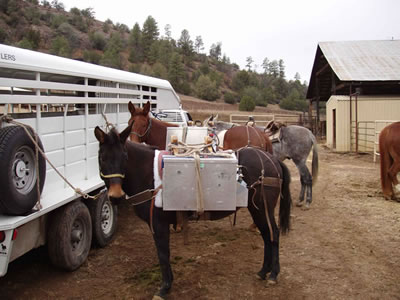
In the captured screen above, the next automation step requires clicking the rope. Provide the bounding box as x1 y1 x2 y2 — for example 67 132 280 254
168 141 233 158
1 116 102 201
167 140 236 215
101 112 115 132
246 147 282 242
194 151 204 214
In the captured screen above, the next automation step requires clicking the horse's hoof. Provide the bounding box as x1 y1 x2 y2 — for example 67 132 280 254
152 295 164 300
296 201 304 207
257 270 266 280
267 279 277 285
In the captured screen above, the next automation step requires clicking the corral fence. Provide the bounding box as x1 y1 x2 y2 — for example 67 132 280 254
349 120 399 161
230 113 326 138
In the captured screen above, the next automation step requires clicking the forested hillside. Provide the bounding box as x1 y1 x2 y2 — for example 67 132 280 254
0 0 309 112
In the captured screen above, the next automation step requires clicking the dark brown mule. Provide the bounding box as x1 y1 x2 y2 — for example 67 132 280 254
128 101 178 150
95 124 292 299
379 121 400 200
223 125 273 154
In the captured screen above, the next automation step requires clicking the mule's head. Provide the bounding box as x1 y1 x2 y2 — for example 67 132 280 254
128 100 151 143
95 124 132 204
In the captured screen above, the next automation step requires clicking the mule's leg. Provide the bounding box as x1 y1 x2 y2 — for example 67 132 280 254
268 228 280 284
152 220 173 299
248 197 280 283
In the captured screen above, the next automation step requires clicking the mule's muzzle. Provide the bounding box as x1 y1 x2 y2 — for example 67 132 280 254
107 182 126 205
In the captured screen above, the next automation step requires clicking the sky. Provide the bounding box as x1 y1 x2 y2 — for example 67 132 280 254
61 0 400 83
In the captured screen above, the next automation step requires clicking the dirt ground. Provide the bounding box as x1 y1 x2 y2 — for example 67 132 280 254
1 142 399 300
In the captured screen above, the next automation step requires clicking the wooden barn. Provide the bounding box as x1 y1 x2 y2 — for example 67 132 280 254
307 40 400 152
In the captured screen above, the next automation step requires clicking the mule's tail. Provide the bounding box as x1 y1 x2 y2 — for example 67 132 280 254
311 133 319 186
279 161 292 234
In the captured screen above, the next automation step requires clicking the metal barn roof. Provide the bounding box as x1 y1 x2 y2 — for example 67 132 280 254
319 40 400 81
307 40 400 101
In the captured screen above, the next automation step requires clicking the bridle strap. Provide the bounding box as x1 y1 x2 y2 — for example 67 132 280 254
100 172 125 179
130 117 152 139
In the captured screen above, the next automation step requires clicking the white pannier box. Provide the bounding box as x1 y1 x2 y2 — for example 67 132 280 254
162 153 248 211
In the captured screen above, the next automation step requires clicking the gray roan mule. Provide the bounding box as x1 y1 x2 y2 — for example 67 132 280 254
265 121 319 209
95 123 292 299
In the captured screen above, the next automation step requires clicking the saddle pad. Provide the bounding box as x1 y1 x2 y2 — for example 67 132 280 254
153 150 170 208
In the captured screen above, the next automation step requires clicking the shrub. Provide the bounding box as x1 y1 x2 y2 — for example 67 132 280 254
239 95 255 111
0 28 8 43
18 38 35 50
83 50 101 64
241 86 266 107
89 31 106 50
50 35 71 57
224 91 239 104
195 75 219 101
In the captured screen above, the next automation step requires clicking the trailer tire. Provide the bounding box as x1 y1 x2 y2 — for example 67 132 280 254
0 126 46 215
86 191 118 248
48 201 92 271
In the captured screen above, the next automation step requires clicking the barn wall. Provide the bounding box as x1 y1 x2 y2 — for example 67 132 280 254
326 95 400 152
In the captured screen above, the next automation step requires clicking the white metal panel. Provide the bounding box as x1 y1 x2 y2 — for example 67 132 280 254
65 160 86 183
41 167 65 196
41 133 64 152
66 115 85 131
44 150 64 169
40 117 64 134
65 130 85 148
66 145 86 164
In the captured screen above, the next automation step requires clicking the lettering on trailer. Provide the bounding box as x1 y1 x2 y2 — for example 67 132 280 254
0 243 7 255
0 53 16 61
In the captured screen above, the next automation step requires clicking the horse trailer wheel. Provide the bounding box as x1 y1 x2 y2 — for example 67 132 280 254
48 201 92 272
0 126 46 215
86 191 118 248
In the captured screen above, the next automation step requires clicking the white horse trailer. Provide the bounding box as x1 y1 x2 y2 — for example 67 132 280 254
0 44 181 276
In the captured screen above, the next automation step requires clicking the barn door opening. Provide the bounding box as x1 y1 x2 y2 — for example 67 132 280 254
332 108 336 149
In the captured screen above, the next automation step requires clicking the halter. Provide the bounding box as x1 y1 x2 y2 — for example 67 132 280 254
130 117 152 140
100 172 125 179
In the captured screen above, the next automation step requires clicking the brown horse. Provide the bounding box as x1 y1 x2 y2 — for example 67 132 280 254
128 101 178 150
223 125 273 154
379 121 400 200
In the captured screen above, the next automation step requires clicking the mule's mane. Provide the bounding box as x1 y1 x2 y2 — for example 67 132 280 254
108 128 121 144
126 139 157 152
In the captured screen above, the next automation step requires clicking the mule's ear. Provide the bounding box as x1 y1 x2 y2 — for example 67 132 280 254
95 126 106 144
128 101 135 114
143 101 150 115
120 122 133 144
